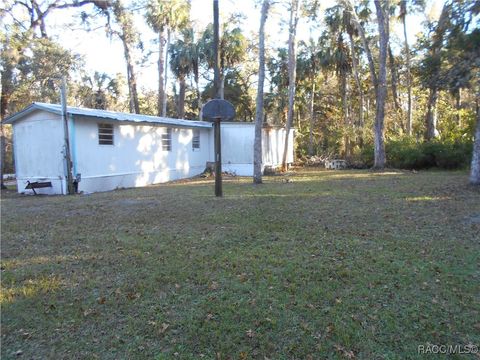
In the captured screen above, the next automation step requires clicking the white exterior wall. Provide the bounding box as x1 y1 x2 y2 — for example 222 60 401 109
262 126 294 168
221 123 294 176
72 116 212 193
10 109 294 195
221 123 255 176
13 111 66 195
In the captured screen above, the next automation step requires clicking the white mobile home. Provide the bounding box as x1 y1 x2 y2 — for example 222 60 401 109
5 103 294 195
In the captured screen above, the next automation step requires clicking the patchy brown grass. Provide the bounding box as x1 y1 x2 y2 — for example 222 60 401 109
1 168 479 359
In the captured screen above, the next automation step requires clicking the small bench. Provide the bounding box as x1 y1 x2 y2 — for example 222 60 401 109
25 181 52 195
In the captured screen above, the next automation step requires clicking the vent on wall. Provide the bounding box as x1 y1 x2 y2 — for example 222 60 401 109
98 123 114 145
162 128 172 151
192 129 200 150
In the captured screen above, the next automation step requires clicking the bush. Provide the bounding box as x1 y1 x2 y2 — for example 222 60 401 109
355 138 472 170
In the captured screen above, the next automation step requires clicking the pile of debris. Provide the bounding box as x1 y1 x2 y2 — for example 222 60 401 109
304 155 328 166
201 162 237 178
304 155 348 169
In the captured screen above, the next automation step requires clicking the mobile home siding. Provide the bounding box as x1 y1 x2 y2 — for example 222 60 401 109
7 103 295 195
221 123 294 176
13 110 66 195
72 117 211 193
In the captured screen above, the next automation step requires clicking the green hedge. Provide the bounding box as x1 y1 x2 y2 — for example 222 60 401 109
360 139 472 169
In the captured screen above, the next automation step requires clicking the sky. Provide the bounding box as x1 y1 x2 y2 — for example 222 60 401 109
43 0 439 92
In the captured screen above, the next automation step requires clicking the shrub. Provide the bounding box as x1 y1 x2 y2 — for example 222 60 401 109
423 141 472 169
354 138 472 170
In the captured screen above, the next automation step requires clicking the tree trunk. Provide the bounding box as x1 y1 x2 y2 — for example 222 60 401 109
162 29 171 117
388 45 401 114
0 122 5 190
281 0 299 171
401 1 413 136
424 3 450 141
253 0 270 184
425 88 438 140
308 80 315 156
113 0 140 114
196 75 202 120
219 74 225 100
158 29 165 116
471 101 480 185
455 88 461 126
373 0 388 169
341 71 350 158
123 39 139 114
348 32 364 146
0 49 14 190
340 0 379 156
177 75 186 119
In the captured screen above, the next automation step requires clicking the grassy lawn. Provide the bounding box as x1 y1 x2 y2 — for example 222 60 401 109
1 168 479 359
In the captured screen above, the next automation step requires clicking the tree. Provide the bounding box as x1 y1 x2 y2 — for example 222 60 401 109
200 19 248 100
399 1 411 134
0 34 16 189
253 0 271 184
373 0 389 168
173 27 201 118
111 0 140 114
399 0 425 136
324 5 353 157
281 0 300 171
296 38 323 156
421 3 451 141
75 71 125 110
471 105 480 185
2 0 109 39
341 0 389 169
169 28 197 119
1 0 103 186
343 9 364 147
145 0 190 117
266 47 289 123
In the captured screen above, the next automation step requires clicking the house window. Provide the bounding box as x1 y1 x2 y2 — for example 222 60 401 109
192 129 200 150
162 128 172 151
98 123 114 145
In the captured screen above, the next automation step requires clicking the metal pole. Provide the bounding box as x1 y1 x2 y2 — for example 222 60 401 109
61 77 74 195
213 0 221 99
213 0 223 197
214 117 222 197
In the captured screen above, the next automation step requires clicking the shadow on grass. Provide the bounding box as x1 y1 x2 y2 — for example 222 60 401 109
1 169 478 359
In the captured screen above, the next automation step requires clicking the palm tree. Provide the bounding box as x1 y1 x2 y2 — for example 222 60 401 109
281 0 299 171
343 9 364 146
471 108 480 185
399 0 426 136
422 3 450 141
169 28 197 119
200 19 247 100
325 5 353 157
253 0 271 184
296 38 324 156
112 0 140 114
146 0 190 117
340 0 389 169
185 28 202 119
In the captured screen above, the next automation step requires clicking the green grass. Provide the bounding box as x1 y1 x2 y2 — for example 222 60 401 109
1 168 479 359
